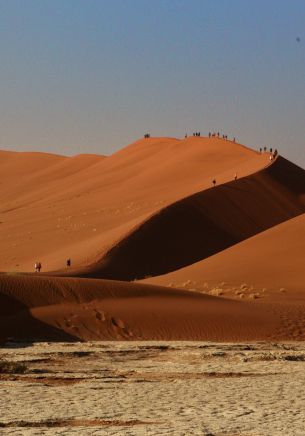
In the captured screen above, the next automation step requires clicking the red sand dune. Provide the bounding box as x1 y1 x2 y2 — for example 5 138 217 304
79 156 305 280
144 212 305 293
0 137 269 272
1 137 305 343
0 274 292 343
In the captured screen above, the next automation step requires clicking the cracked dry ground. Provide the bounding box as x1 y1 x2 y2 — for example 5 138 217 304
1 342 305 435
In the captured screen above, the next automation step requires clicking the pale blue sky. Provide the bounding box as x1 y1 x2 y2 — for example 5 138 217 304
0 0 304 166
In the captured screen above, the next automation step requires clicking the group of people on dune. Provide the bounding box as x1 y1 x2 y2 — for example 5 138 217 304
208 132 235 142
212 172 238 187
143 132 236 141
259 147 278 161
182 132 236 141
34 258 71 272
211 146 278 188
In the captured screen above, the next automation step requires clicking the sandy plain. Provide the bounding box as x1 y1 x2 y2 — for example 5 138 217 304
1 341 305 435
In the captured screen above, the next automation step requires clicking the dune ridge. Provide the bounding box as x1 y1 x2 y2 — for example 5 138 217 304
79 156 305 280
1 138 305 345
0 137 269 272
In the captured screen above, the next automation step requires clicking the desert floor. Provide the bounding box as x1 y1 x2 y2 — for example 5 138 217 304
1 341 305 435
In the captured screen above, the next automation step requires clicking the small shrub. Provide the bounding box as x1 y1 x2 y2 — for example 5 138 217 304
281 354 305 361
249 293 259 299
210 288 223 296
0 359 27 374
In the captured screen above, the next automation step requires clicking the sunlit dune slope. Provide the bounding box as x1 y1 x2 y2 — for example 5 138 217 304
0 275 283 342
0 149 65 180
144 212 305 293
0 137 268 272
80 156 305 280
0 151 106 204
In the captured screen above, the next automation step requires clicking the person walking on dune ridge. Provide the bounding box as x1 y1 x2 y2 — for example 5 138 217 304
35 261 42 272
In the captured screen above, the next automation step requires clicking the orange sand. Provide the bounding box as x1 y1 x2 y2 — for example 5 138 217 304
1 136 304 342
0 137 269 272
0 274 285 342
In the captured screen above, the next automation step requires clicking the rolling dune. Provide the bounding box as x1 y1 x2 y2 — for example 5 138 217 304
0 137 268 272
81 156 305 280
1 137 305 343
0 274 285 343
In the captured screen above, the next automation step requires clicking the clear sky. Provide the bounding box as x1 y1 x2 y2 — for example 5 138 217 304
0 0 304 166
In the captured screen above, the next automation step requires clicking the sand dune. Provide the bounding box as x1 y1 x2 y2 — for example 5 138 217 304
0 137 269 272
0 150 64 180
0 151 105 204
144 212 305 293
1 137 305 344
0 274 289 343
81 156 305 280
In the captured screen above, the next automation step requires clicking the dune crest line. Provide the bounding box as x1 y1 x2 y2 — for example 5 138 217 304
78 156 305 280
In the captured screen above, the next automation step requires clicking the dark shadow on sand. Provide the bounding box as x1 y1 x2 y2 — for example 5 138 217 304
0 290 79 346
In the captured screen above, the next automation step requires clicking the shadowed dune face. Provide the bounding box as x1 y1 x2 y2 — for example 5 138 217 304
0 137 267 272
145 212 305 293
81 157 305 280
0 275 284 343
0 283 78 343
